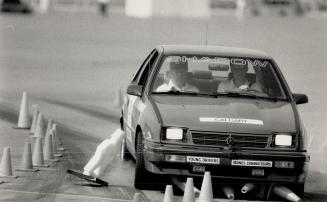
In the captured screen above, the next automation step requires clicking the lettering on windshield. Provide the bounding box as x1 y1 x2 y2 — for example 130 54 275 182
167 56 269 68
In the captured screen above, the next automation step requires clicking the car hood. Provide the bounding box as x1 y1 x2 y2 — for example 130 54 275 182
151 95 297 134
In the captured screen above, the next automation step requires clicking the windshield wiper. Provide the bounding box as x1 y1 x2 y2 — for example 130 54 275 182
152 90 199 95
213 92 281 102
152 90 210 96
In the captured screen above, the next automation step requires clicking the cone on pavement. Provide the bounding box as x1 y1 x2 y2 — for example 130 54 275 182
199 172 214 202
222 185 235 200
163 185 174 202
182 178 195 202
45 119 53 138
113 88 123 108
50 129 63 157
0 147 17 178
16 91 31 129
52 124 64 150
132 193 142 202
273 186 301 202
44 134 59 162
241 183 255 194
16 143 39 172
30 105 39 134
32 138 49 167
32 113 45 139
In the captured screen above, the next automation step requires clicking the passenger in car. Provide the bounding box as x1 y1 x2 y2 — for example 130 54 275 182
218 60 263 93
156 60 199 92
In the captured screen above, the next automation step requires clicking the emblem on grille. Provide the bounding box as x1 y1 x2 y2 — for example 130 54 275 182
226 135 235 146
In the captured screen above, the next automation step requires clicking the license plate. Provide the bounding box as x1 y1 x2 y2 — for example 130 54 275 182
252 169 265 176
186 156 220 165
193 165 205 173
231 160 272 167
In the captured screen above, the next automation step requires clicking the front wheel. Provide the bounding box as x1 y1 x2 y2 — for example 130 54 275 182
134 131 164 190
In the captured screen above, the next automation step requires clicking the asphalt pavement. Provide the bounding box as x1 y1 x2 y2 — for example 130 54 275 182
0 9 327 201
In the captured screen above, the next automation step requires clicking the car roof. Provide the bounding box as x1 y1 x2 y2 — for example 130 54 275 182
157 45 272 59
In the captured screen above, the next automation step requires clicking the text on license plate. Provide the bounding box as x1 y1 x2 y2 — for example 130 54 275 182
231 160 272 167
186 156 220 164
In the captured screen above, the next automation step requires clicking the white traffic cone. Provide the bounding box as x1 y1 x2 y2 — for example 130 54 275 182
32 138 49 167
16 143 39 172
163 185 174 202
45 119 53 138
222 186 235 200
50 129 62 157
182 178 195 202
16 92 31 129
32 113 45 139
83 128 125 178
44 134 59 162
30 105 39 134
241 183 255 194
199 172 214 202
52 124 64 150
0 147 17 178
273 186 301 202
113 88 124 108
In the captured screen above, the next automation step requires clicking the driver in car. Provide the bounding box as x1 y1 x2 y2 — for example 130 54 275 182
156 60 199 92
218 59 263 93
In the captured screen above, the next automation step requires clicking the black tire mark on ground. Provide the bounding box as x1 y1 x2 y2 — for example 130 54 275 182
38 97 120 124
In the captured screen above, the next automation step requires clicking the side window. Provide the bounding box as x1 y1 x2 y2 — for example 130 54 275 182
137 50 159 86
131 50 153 83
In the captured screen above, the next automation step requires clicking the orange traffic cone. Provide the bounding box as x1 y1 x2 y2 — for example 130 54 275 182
222 185 235 200
16 91 31 129
32 138 49 167
44 134 59 162
0 147 17 178
32 113 45 139
163 185 174 202
199 172 214 202
132 193 141 202
182 178 195 202
16 143 39 172
241 183 255 194
273 186 301 202
30 105 39 134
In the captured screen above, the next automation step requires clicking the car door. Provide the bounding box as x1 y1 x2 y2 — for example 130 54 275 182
124 50 159 155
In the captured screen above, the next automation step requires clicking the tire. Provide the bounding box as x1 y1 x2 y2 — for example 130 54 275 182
134 131 161 190
293 183 305 198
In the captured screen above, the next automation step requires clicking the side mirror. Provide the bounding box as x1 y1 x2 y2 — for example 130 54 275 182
293 93 308 105
127 84 143 97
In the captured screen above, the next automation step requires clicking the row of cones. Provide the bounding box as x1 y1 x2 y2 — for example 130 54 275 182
0 92 64 179
15 91 63 151
0 123 63 178
157 172 301 202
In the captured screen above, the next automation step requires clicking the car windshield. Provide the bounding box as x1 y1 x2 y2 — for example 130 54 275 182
151 55 287 100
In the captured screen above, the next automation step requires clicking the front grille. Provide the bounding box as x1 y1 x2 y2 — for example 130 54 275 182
191 131 269 148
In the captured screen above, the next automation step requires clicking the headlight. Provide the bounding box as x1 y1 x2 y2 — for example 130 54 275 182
275 134 292 146
166 128 184 140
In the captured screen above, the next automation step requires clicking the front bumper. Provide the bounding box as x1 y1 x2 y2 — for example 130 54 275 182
143 141 310 183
